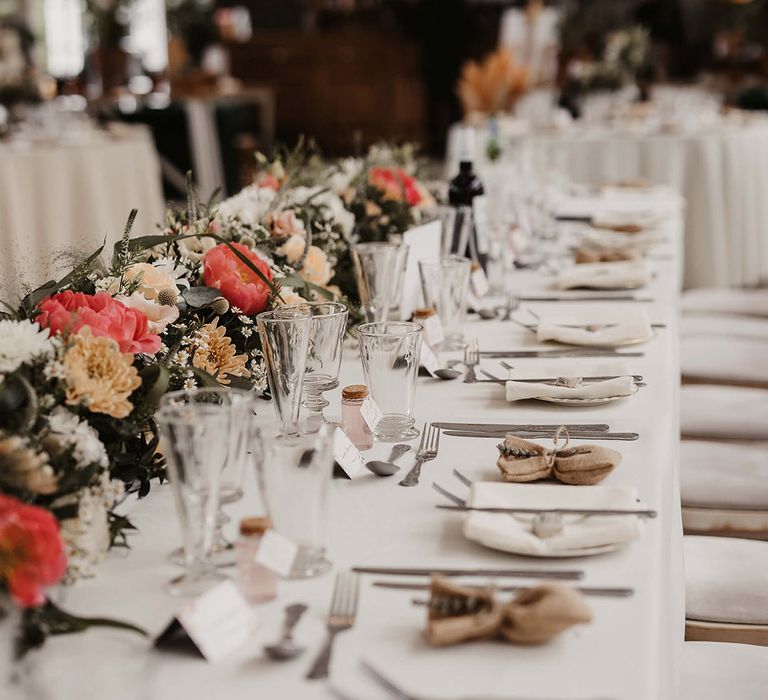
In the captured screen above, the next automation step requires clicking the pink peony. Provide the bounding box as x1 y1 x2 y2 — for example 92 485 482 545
0 494 67 607
36 291 161 355
203 243 274 315
269 209 306 239
368 167 423 207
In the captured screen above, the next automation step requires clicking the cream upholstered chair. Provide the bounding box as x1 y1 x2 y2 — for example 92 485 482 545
685 536 768 645
681 441 768 539
683 642 768 699
681 313 768 340
681 336 768 389
681 385 768 442
682 287 768 318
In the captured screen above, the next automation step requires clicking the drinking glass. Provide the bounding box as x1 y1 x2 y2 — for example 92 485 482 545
356 321 422 441
350 241 405 323
418 255 471 350
256 307 312 435
279 301 348 428
254 423 335 578
157 392 251 596
386 233 410 314
435 204 472 258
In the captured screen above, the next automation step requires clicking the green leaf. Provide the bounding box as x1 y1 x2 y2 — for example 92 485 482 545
182 286 221 308
139 364 170 408
191 366 221 388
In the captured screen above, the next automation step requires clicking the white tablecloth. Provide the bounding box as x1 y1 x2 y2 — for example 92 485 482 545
21 192 684 700
448 118 768 289
0 125 165 302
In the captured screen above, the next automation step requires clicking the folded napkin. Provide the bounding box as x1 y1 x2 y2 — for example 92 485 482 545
573 245 641 264
581 228 666 253
537 315 653 347
591 210 663 232
556 260 651 290
505 376 636 402
506 359 631 380
463 483 644 556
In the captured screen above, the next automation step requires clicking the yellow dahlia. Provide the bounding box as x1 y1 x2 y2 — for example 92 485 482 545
62 327 141 419
192 319 250 385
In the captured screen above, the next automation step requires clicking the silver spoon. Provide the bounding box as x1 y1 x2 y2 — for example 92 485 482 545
263 603 307 661
434 367 461 380
366 444 411 477
477 307 498 320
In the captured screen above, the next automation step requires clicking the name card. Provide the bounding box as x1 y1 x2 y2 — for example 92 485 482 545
255 529 299 577
360 396 383 431
333 427 367 479
155 581 255 663
422 314 445 349
419 342 441 377
471 267 490 298
472 195 490 255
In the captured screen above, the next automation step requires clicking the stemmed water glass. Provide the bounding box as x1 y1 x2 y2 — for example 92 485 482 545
418 255 472 350
350 241 406 323
157 388 255 595
256 307 312 435
279 301 348 428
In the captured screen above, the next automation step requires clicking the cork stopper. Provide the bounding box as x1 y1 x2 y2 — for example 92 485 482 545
342 384 369 400
239 517 270 536
470 261 481 272
411 307 436 320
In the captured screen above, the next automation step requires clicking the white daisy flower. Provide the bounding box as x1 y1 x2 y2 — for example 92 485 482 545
0 319 51 374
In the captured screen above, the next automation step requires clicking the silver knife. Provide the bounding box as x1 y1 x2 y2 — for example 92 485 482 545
432 422 611 432
352 566 583 580
479 350 645 358
519 295 653 302
373 581 634 598
437 505 657 518
474 375 644 384
444 431 640 441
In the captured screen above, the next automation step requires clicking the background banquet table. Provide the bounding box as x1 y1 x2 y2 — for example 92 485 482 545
0 125 165 302
25 190 684 700
447 116 768 290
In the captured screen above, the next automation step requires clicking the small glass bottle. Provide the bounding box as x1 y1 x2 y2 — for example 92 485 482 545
235 517 278 604
341 384 374 450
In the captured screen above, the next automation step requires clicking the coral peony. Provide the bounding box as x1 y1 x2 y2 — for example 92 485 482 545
203 243 274 315
0 494 67 607
368 167 423 207
37 291 161 355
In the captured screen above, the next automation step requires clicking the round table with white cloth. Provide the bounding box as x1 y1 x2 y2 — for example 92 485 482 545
447 116 768 289
0 124 165 301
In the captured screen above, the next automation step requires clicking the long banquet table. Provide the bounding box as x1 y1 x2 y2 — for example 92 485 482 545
27 189 685 700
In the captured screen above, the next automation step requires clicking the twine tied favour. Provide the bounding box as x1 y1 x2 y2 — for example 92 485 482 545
496 427 622 485
425 576 592 647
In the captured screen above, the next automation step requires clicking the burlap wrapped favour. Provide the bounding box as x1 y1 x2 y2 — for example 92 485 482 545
425 576 592 647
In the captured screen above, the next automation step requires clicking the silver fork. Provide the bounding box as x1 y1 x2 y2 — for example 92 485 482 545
500 289 520 321
463 339 480 383
398 423 441 487
306 572 360 680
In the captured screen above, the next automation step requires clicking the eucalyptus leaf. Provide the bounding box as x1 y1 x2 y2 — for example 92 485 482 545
181 286 221 308
139 364 170 408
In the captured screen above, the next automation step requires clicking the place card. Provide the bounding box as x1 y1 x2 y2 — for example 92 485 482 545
471 267 490 298
255 529 299 577
333 427 367 479
420 342 440 377
360 396 383 431
155 581 255 663
422 314 445 349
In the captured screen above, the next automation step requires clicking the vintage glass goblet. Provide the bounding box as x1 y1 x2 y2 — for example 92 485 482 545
162 388 256 567
157 393 248 596
256 307 312 435
418 255 472 350
279 301 348 428
254 423 335 578
351 241 405 323
356 320 423 441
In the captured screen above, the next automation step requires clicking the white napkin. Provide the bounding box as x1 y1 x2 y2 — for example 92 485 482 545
591 210 663 231
537 315 653 347
505 376 636 402
505 360 631 379
463 483 644 556
556 260 652 290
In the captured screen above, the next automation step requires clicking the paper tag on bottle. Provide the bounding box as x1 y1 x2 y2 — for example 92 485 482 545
423 314 445 349
255 529 299 578
471 267 490 298
333 427 367 479
472 195 490 255
419 342 440 377
360 396 383 431
175 581 255 663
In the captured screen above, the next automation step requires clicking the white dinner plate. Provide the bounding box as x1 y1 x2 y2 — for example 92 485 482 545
534 382 639 406
465 533 620 558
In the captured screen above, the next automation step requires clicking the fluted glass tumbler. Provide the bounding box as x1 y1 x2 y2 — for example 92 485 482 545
351 242 405 323
157 392 250 596
280 301 348 428
357 321 423 441
254 423 335 578
256 308 311 435
418 255 472 350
